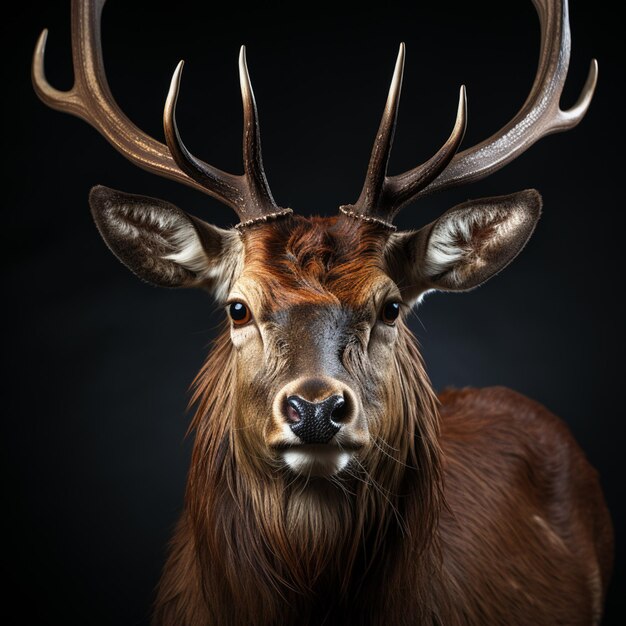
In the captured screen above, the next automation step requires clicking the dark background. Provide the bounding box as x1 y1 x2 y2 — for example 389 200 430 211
4 0 623 623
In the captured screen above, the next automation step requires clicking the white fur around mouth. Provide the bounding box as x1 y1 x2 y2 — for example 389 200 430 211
281 446 353 476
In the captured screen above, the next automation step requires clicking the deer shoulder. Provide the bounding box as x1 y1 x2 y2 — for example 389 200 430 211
437 386 613 626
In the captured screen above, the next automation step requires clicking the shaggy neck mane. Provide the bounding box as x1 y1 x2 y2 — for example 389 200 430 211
182 323 443 625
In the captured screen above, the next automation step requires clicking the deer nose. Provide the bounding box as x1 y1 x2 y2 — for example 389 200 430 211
285 395 346 444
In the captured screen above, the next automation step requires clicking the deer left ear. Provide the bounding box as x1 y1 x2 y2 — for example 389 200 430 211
89 186 242 299
387 190 542 303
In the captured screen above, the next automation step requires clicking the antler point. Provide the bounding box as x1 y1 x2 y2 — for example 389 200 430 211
34 28 49 59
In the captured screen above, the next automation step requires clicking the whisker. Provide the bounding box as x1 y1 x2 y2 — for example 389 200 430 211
370 437 412 469
349 456 408 535
373 436 400 452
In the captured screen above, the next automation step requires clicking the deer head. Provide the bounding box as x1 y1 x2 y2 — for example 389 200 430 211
33 0 596 483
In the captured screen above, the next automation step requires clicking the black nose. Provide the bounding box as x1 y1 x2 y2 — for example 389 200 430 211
286 395 345 444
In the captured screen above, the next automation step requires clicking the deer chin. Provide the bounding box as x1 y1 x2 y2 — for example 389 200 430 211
279 444 354 477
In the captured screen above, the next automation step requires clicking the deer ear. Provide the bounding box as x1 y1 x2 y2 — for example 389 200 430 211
89 186 242 299
387 190 541 303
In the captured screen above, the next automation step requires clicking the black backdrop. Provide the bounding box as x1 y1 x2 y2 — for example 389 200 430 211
5 0 624 623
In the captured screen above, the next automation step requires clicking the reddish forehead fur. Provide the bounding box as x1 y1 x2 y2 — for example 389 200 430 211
241 214 391 308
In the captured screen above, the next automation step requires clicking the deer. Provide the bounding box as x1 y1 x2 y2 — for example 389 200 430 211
33 0 613 624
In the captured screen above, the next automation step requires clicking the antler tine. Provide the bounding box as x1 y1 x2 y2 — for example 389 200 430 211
239 46 281 214
33 29 76 113
33 0 286 225
349 43 406 219
340 45 467 225
386 85 466 211
415 0 598 198
163 61 244 212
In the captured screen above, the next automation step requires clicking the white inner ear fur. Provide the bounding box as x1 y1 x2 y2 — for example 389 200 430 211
163 222 243 301
423 206 526 280
113 202 184 238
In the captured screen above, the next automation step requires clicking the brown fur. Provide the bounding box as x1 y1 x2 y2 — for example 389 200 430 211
240 215 390 311
152 216 612 625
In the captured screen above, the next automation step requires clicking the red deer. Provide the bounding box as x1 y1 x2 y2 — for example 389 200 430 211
33 0 613 624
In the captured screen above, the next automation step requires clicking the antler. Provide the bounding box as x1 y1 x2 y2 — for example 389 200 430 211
32 0 287 225
341 0 598 226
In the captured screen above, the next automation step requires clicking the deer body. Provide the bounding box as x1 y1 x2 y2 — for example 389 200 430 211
33 1 612 624
150 219 611 626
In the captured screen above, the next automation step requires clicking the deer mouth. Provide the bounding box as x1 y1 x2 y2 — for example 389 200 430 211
273 442 363 477
271 442 363 452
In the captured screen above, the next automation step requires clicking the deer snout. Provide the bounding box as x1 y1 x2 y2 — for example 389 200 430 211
275 377 358 442
285 395 346 443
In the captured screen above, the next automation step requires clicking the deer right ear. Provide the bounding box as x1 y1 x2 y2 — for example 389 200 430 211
386 190 541 304
89 186 242 299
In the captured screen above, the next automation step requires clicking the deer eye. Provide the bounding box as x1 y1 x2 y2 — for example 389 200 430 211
229 302 252 326
381 301 400 325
